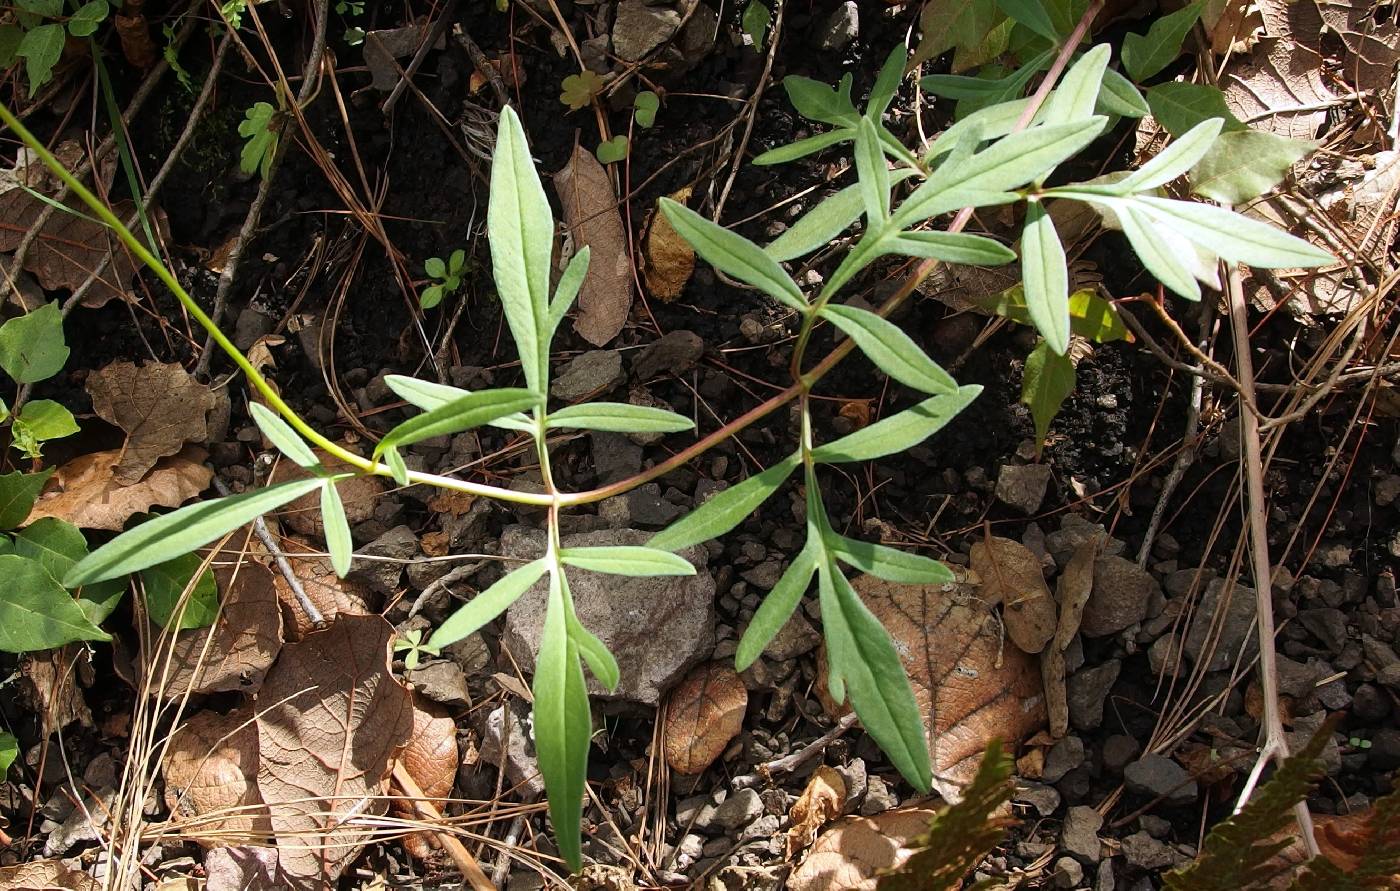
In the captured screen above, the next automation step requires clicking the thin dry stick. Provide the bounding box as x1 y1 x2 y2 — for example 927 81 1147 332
1224 259 1318 856
383 0 461 115
732 713 858 789
211 475 324 627
391 762 495 891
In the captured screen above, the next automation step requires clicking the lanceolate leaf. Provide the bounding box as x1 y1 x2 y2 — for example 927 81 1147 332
489 106 555 393
376 389 538 457
1117 117 1224 193
766 184 865 261
1131 195 1333 267
383 375 532 432
658 200 807 311
1098 69 1150 118
1122 1 1203 82
249 402 319 468
854 117 891 221
546 403 694 434
1020 201 1071 355
321 481 353 577
883 231 1018 266
1022 339 1075 453
566 590 620 692
549 246 591 336
867 45 907 117
428 559 549 649
533 571 592 872
649 452 800 551
996 0 1061 41
828 536 954 584
1190 131 1316 205
384 446 410 486
1116 201 1203 300
811 386 981 463
65 478 324 586
1041 45 1110 125
736 537 819 671
558 546 696 577
821 304 957 395
753 130 853 166
0 554 109 652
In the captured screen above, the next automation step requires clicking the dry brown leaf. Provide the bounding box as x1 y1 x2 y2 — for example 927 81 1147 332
149 555 284 697
426 489 475 517
554 145 632 346
642 186 695 302
1220 38 1336 141
788 808 936 891
258 534 377 640
817 574 1046 802
392 696 459 861
788 765 847 858
1204 0 1264 53
163 708 271 845
969 536 1056 654
255 614 415 887
267 451 386 537
662 661 748 775
0 860 101 891
86 362 218 485
27 446 212 531
1310 0 1400 91
1041 534 1101 738
18 647 93 735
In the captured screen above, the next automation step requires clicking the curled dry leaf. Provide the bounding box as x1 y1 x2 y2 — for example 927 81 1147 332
969 535 1056 654
267 451 386 537
643 185 695 301
26 446 213 531
86 362 218 485
0 860 101 891
788 808 936 891
817 574 1046 802
554 144 632 346
1041 534 1101 738
392 695 459 861
162 708 271 845
18 646 92 735
255 614 415 887
663 661 748 775
256 534 377 641
787 765 847 858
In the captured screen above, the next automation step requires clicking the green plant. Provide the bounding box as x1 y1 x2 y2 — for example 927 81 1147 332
0 0 110 96
393 628 440 669
420 249 466 309
741 0 771 52
0 13 1331 870
559 70 604 111
238 100 280 180
0 730 16 775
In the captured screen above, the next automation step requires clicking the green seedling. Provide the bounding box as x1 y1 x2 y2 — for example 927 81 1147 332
421 249 466 309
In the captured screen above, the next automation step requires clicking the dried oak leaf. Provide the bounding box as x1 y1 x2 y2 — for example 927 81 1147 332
663 661 748 775
162 708 271 845
255 614 415 887
0 860 101 891
1310 0 1400 92
1041 534 1101 738
816 574 1046 802
392 695 459 861
26 446 212 531
554 144 633 346
788 807 936 891
788 765 847 858
86 362 218 485
267 451 386 537
255 534 377 641
642 186 695 302
148 554 283 697
969 536 1056 654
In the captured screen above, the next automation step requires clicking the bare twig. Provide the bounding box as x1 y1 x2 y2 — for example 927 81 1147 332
383 0 461 115
391 762 495 891
732 713 858 789
452 24 512 110
211 475 324 628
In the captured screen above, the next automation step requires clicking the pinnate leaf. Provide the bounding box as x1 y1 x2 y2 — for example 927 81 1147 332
736 537 819 671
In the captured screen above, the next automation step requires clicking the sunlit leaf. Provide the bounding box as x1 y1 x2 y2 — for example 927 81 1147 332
0 554 109 651
376 389 538 457
821 304 958 395
428 559 549 649
736 537 819 671
546 402 694 433
321 481 352 577
1020 201 1070 355
812 386 981 463
659 199 807 311
558 546 696 577
649 452 800 551
249 402 319 468
828 535 954 584
1190 131 1316 205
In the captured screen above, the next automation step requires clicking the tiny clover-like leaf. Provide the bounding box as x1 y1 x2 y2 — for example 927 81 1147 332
658 199 807 311
559 70 604 110
249 402 319 468
425 256 446 279
238 101 279 180
1022 338 1074 455
633 90 659 127
595 135 629 164
811 386 981 464
558 546 695 577
820 304 957 395
428 558 549 650
650 452 800 551
1121 1 1203 83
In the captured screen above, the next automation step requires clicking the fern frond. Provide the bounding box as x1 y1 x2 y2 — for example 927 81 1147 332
1288 782 1400 890
1165 725 1332 891
877 739 1016 891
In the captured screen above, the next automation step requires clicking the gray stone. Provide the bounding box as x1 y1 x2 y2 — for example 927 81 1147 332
1082 557 1158 637
479 699 542 796
1124 754 1197 806
633 330 703 380
612 0 681 62
860 775 899 815
552 350 623 401
1013 781 1061 816
738 813 781 841
1275 655 1323 698
1101 735 1140 775
1053 856 1084 889
591 432 643 485
835 759 866 813
711 788 763 830
1046 515 1124 566
678 791 723 828
995 463 1052 514
1183 578 1258 672
406 660 471 707
1060 805 1103 863
502 527 715 705
1353 683 1391 721
757 611 820 661
234 307 274 349
1096 860 1116 891
443 632 491 678
1298 607 1348 653
1044 736 1086 783
1120 831 1176 870
815 0 858 51
622 483 685 527
1068 660 1121 731
348 525 417 595
1147 633 1180 676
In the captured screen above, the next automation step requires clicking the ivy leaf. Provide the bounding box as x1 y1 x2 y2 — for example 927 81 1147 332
650 452 800 551
0 554 110 651
1021 339 1075 455
1144 82 1243 137
428 559 549 649
559 70 604 110
558 546 695 577
0 468 53 529
736 537 818 671
65 0 110 38
821 304 958 395
1190 131 1316 205
996 0 1062 42
1122 1 1203 82
140 553 219 630
1020 201 1070 355
546 402 694 433
0 302 68 384
741 0 771 50
533 570 592 872
658 199 807 311
812 386 981 463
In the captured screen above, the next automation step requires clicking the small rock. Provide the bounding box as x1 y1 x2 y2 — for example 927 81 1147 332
1053 856 1084 889
711 788 763 830
1013 782 1061 817
622 483 685 527
633 330 703 380
348 524 417 595
1068 660 1121 731
1082 557 1158 637
678 791 723 829
1352 683 1391 722
1096 860 1116 891
1138 814 1171 838
479 700 542 797
1298 607 1348 653
591 432 643 485
758 611 820 661
1183 578 1257 671
1044 736 1086 783
553 350 623 401
995 464 1052 514
1101 735 1141 774
611 0 681 62
234 307 274 349
406 660 471 708
1061 805 1104 863
815 0 858 51
1120 831 1176 870
1147 633 1180 676
1368 728 1400 770
739 813 782 842
1124 754 1197 806
860 775 899 815
1275 655 1323 698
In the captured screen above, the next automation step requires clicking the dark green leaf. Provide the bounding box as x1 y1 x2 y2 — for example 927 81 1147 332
1021 339 1075 454
1144 82 1243 137
0 554 109 651
428 559 548 649
0 731 16 774
649 452 800 551
996 0 1061 41
659 199 807 311
812 386 981 463
0 469 53 530
65 0 109 37
736 537 818 671
0 302 67 384
375 389 538 457
867 45 907 117
425 256 446 279
741 0 770 51
16 23 63 95
140 553 219 630
783 73 859 127
821 304 957 395
1122 2 1203 82
546 402 694 433
14 516 85 582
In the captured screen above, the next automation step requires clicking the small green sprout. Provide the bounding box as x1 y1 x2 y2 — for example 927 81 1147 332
238 101 279 180
394 629 441 670
421 249 466 309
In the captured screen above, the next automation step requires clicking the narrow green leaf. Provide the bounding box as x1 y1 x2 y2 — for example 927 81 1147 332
1190 131 1316 205
0 554 109 651
384 446 410 486
1118 117 1224 193
1115 201 1203 299
867 45 907 117
546 402 694 434
812 386 981 463
566 591 620 692
321 481 352 577
649 452 800 551
987 285 1130 343
533 571 592 872
854 117 891 221
996 0 1061 40
558 545 695 577
0 302 67 384
249 402 319 468
428 559 549 649
1133 194 1334 267
0 731 16 774
488 106 554 393
736 537 819 671
766 185 864 261
376 389 538 457
1041 45 1110 124
140 553 219 630
821 304 957 395
658 200 807 311
1122 1 1203 82
783 74 859 127
1021 201 1071 355
65 478 323 586
923 98 1028 163
752 130 853 166
549 246 590 336
0 469 52 530
1022 339 1076 453
1098 69 1150 118
884 230 1018 265
1144 82 1243 137
383 375 533 432
829 536 954 584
